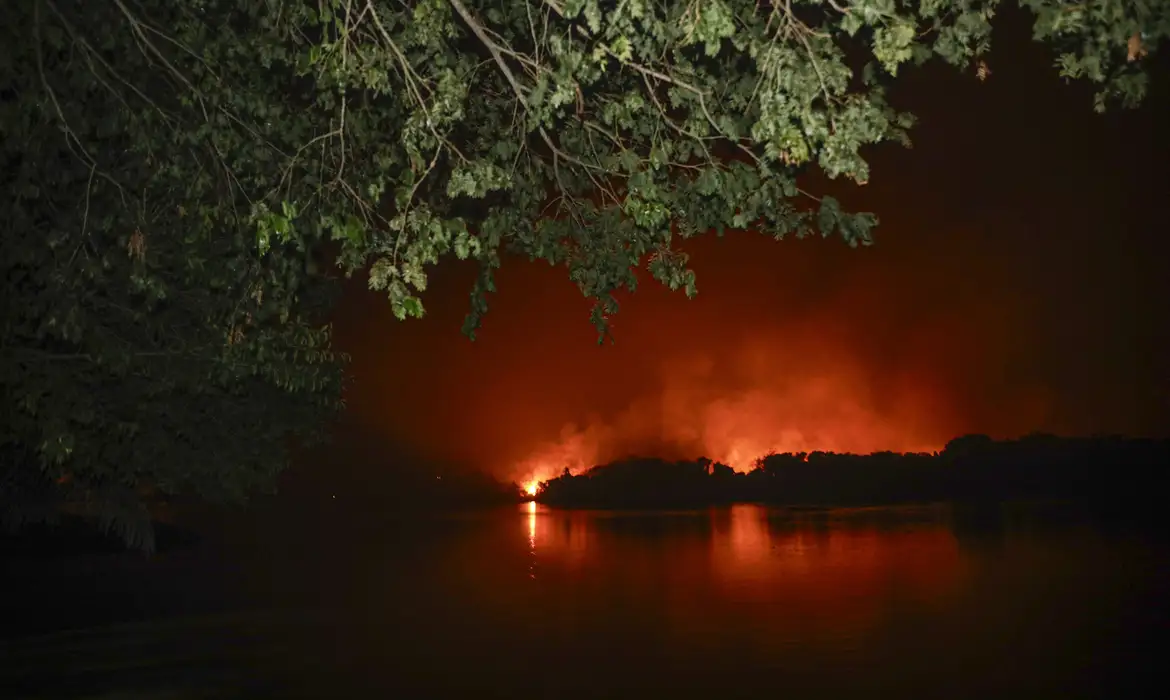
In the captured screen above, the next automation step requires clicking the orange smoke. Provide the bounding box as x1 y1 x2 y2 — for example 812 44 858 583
334 227 1032 488
509 319 951 486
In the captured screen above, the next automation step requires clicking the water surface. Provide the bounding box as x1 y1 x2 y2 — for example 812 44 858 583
2 503 1166 698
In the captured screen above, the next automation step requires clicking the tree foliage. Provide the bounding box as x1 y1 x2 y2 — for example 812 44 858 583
1 0 347 549
256 0 1164 336
1 0 1164 548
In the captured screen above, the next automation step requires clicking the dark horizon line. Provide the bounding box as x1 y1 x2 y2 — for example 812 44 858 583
514 431 1170 487
523 433 1169 513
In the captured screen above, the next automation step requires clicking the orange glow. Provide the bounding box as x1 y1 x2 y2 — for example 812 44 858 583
692 506 970 641
507 332 947 480
525 501 539 579
523 480 539 497
516 504 969 643
333 216 1147 484
525 500 537 543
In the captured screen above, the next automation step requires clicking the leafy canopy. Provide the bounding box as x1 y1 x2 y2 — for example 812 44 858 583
265 0 1163 337
1 0 1163 547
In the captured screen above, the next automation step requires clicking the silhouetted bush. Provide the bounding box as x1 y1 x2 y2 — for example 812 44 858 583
535 435 1170 512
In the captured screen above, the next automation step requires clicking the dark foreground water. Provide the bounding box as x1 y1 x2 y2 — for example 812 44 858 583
2 503 1168 699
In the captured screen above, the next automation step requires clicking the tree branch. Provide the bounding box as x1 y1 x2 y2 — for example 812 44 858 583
447 0 607 179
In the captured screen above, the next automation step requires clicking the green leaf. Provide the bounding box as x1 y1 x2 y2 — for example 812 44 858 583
841 13 864 37
872 21 917 75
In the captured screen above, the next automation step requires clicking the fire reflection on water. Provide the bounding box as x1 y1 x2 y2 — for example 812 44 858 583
521 503 969 648
526 500 537 579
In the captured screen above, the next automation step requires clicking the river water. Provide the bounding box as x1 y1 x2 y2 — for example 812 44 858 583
2 503 1167 698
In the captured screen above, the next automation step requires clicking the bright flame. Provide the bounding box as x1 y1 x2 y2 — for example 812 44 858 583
523 480 539 497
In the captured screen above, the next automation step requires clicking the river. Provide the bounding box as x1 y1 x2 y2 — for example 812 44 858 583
2 503 1167 698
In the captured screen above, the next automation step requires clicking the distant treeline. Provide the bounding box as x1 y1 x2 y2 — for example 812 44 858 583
533 434 1170 510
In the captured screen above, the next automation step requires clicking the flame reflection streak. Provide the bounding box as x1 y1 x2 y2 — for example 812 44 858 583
526 501 537 579
517 504 968 650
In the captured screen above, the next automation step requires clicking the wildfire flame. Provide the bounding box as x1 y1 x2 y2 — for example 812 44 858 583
523 480 539 497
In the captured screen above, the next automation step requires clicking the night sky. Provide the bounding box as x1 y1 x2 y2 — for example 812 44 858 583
324 10 1169 489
